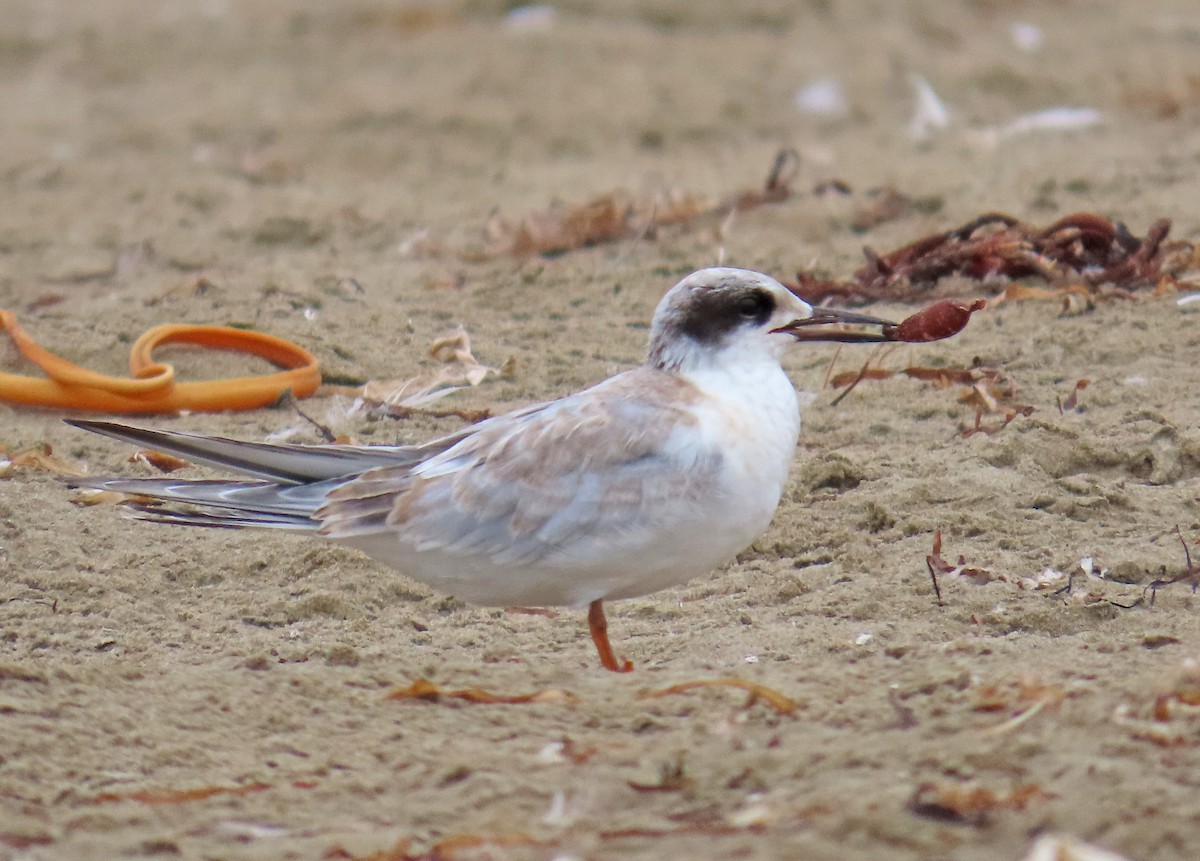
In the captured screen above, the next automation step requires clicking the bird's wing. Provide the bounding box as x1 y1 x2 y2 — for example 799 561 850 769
317 370 723 566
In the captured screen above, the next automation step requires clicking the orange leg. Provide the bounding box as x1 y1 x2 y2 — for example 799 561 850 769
588 600 633 673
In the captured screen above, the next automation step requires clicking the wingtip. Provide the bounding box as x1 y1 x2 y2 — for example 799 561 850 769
64 418 161 440
64 418 123 432
62 419 170 458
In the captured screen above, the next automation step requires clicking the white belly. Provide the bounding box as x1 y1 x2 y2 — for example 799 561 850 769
341 489 776 608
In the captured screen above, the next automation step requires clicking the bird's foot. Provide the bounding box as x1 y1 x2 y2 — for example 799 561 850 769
588 599 633 673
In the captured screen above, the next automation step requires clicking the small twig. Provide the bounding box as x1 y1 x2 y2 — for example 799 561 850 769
764 148 800 194
926 557 943 605
1177 524 1194 571
925 530 946 605
281 391 338 443
830 344 890 406
820 345 843 390
980 699 1047 736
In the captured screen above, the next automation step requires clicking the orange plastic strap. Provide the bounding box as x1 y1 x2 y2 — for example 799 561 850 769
0 309 321 414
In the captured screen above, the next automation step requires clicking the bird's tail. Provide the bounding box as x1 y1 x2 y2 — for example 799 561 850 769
68 475 331 530
63 419 417 531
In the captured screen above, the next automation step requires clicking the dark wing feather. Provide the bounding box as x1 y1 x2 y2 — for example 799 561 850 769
66 419 471 484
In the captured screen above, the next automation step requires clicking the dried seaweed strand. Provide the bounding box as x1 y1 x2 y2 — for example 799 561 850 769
641 678 800 715
483 150 806 258
93 782 271 805
789 211 1199 303
385 677 577 705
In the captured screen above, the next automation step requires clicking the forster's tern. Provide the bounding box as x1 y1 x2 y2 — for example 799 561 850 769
68 267 896 671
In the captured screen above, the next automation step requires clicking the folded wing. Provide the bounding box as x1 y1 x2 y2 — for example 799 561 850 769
319 371 722 567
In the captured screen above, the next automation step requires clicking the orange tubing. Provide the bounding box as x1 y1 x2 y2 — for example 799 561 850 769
0 310 321 414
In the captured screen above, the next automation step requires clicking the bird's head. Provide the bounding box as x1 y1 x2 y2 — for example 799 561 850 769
646 268 893 372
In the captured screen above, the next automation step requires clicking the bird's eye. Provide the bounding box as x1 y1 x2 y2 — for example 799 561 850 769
736 291 772 319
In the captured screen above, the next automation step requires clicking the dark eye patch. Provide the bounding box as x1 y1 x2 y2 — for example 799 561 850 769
675 285 776 345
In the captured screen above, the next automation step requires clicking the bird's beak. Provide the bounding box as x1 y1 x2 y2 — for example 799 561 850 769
771 307 899 343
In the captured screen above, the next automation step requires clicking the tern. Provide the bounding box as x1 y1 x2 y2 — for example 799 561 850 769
68 268 896 671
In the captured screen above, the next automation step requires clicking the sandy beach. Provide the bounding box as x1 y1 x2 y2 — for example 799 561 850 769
2 2 1200 859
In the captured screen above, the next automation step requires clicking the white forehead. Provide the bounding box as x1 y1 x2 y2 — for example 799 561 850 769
680 267 784 289
659 267 788 307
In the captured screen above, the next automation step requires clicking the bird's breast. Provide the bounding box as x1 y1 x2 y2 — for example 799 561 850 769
685 362 801 527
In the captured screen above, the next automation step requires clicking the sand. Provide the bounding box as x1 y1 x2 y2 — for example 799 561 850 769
2 2 1200 859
